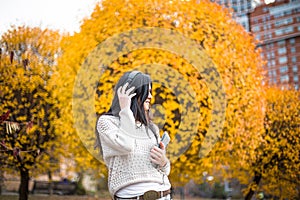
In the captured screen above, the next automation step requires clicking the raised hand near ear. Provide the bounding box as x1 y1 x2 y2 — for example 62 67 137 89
117 82 136 110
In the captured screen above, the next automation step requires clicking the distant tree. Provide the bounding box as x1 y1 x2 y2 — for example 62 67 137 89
245 87 300 199
0 26 61 200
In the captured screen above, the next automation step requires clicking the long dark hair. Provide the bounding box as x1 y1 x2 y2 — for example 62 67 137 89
106 71 152 126
95 71 157 153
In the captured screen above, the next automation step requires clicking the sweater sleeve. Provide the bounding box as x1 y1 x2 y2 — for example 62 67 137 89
160 160 171 175
119 106 136 135
97 106 137 156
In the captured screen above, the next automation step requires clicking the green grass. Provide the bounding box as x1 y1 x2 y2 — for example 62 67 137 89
0 194 226 200
0 195 110 200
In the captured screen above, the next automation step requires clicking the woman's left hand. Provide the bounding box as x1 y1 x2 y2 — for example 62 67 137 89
150 142 168 167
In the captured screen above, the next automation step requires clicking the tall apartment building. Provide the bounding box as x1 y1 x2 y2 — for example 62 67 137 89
213 0 262 31
249 0 300 90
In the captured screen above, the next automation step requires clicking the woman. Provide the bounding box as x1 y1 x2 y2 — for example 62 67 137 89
96 71 172 200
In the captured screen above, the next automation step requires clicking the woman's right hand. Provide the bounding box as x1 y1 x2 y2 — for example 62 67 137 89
117 82 136 110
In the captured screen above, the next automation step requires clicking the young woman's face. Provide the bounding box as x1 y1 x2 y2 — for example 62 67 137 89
143 84 152 111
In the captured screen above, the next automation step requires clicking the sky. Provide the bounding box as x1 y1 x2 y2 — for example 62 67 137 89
0 0 276 37
0 0 98 36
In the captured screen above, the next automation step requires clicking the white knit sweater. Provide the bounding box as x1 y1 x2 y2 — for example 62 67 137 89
96 106 171 196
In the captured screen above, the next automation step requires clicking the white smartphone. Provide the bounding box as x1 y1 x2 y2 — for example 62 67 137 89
160 131 170 148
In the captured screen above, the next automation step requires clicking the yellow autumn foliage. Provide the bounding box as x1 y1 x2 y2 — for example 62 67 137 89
52 0 268 196
0 26 62 187
254 87 300 199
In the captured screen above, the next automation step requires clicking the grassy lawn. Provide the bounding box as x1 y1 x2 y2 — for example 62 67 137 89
0 195 110 200
0 195 213 200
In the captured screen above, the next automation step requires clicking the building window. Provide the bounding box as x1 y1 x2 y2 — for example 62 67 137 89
268 69 277 77
274 18 293 27
266 43 274 49
271 60 276 66
260 53 264 58
280 66 288 74
275 29 283 36
263 7 268 12
268 59 275 66
268 33 272 39
278 47 287 54
271 52 275 58
274 12 284 18
253 26 260 32
295 84 299 90
264 33 272 39
280 74 289 83
284 10 291 15
289 38 295 44
285 26 294 33
232 5 238 12
279 56 287 64
275 27 294 36
293 65 298 72
256 34 260 40
291 47 296 53
268 71 272 77
297 16 300 22
277 40 285 46
292 56 297 63
294 75 299 82
247 2 251 9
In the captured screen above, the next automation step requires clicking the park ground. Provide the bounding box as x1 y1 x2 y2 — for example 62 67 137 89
0 194 223 200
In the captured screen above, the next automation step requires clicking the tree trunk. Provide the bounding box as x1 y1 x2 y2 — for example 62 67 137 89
179 187 185 200
19 168 29 200
48 171 53 195
245 172 262 200
0 170 3 195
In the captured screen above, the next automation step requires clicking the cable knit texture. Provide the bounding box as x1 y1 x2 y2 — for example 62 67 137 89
96 106 171 196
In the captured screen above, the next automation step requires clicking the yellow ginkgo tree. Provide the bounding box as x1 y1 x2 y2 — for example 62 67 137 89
53 0 267 197
244 87 300 199
0 26 61 200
